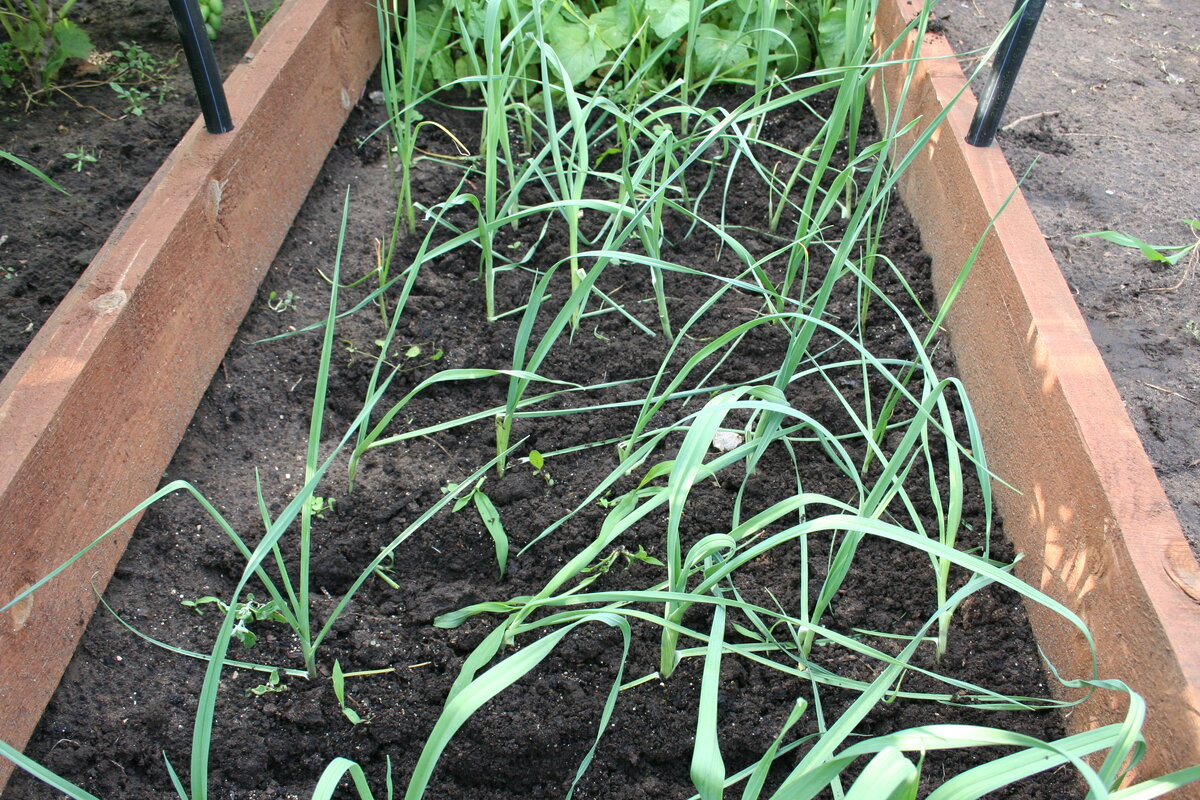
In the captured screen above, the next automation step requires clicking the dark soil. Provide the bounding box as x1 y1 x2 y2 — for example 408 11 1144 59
0 0 270 378
2 65 1083 799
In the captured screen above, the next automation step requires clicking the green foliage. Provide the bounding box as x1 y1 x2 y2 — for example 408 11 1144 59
0 0 92 90
109 40 176 88
384 0 847 98
331 661 368 724
0 18 174 105
109 80 150 116
0 42 21 88
305 495 336 519
246 668 288 697
1077 219 1200 267
102 42 177 113
5 5 1200 800
62 144 96 170
181 593 289 649
443 478 509 577
267 289 298 312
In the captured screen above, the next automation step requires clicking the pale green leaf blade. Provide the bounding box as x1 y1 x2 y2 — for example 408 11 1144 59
473 490 509 577
644 0 688 39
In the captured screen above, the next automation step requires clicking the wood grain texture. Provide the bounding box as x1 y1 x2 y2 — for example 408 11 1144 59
0 0 379 789
871 0 1200 788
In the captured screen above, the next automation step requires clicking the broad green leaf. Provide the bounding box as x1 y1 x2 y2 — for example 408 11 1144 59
765 12 794 47
816 3 847 69
52 18 94 59
693 22 751 77
431 50 456 85
44 19 94 84
644 0 689 39
451 0 486 37
589 3 634 50
12 21 41 52
747 7 796 50
454 55 474 81
776 24 813 76
411 6 450 59
544 15 609 85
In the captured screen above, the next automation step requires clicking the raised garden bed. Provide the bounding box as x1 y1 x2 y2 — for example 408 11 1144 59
2 0 1198 797
0 0 379 787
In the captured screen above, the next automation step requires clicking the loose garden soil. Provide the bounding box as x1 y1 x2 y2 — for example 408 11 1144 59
0 44 1090 798
945 0 1200 550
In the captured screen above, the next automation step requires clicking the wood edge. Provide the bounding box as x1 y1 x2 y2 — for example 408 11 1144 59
0 0 380 790
872 0 1200 788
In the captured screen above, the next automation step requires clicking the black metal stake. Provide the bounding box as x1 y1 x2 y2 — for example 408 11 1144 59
166 0 234 133
966 0 1046 147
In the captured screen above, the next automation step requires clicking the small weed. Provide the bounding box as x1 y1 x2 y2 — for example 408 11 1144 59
1185 320 1200 343
442 478 508 577
246 668 287 697
578 545 665 587
106 41 176 102
331 661 393 725
373 551 400 589
180 593 287 649
0 42 22 89
63 146 97 171
109 81 150 116
343 338 442 370
242 0 280 38
1077 220 1200 267
528 449 554 486
108 42 171 81
404 342 443 361
267 289 297 312
305 495 336 519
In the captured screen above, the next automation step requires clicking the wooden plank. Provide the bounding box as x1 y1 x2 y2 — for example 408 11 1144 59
0 0 379 789
870 1 1200 789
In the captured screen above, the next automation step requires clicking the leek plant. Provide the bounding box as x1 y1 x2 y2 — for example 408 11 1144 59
531 7 598 330
1 148 69 193
8 3 1200 800
378 0 454 235
477 0 512 320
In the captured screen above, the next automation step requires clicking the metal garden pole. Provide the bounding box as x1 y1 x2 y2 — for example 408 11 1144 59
966 0 1046 147
166 0 234 133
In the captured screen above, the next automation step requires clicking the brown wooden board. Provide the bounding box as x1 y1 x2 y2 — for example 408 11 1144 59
871 0 1200 789
0 0 379 789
